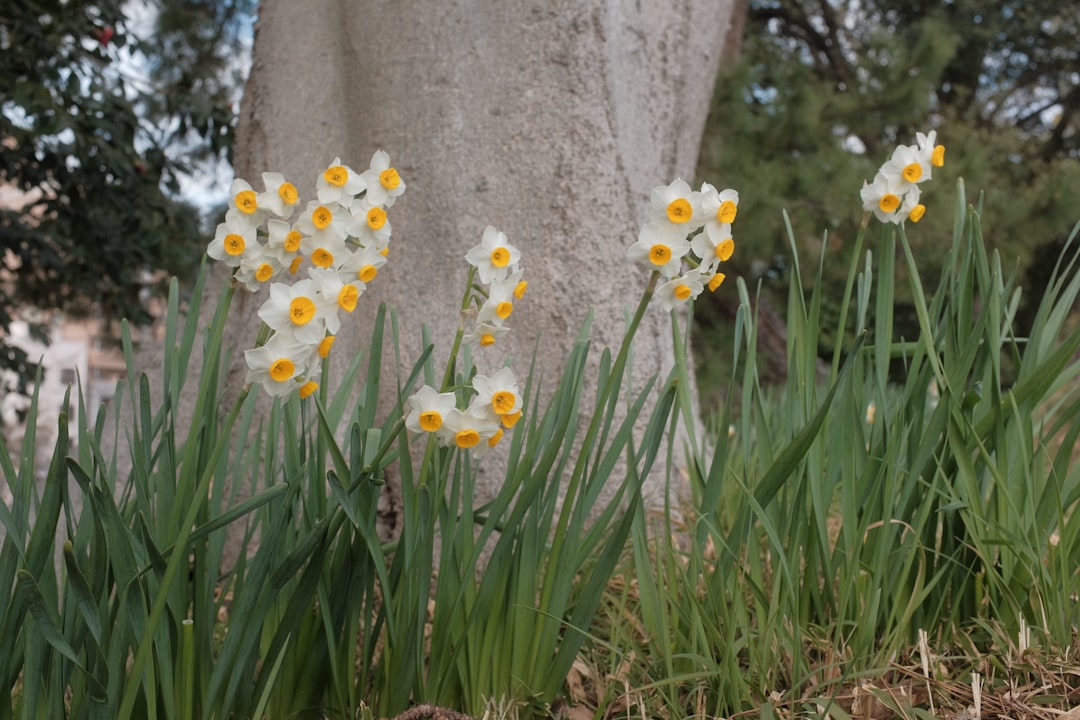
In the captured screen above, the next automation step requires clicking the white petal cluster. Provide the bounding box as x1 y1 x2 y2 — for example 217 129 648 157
205 151 407 397
860 130 945 224
464 226 525 349
627 178 739 310
404 366 522 460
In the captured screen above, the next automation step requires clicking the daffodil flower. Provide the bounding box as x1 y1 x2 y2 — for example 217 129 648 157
860 171 906 223
405 385 458 437
477 272 521 326
361 150 406 208
464 322 509 348
257 279 332 345
470 367 521 421
440 407 501 457
699 183 739 239
346 198 393 249
627 222 690 278
297 199 349 250
258 172 301 218
651 178 703 230
691 224 734 272
228 178 264 221
208 209 258 268
655 269 706 311
235 247 286 291
244 334 314 397
465 226 521 284
317 157 367 207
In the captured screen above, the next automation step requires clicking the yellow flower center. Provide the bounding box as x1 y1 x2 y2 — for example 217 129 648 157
380 167 401 190
488 428 504 448
502 410 522 428
269 358 295 382
318 335 335 358
492 390 516 415
718 200 737 224
455 428 481 449
224 233 245 256
235 190 257 214
380 247 390 257
908 204 927 223
256 263 273 282
312 248 334 268
289 297 316 325
879 193 900 213
419 411 442 432
491 247 510 268
359 265 378 283
496 301 513 319
716 238 735 262
289 256 303 275
649 244 672 266
674 284 692 301
299 380 318 399
338 284 359 312
708 272 726 292
903 162 922 183
932 145 945 167
324 166 348 187
367 207 387 230
514 281 527 299
285 230 302 252
480 333 496 347
312 205 333 230
666 198 692 224
278 182 298 205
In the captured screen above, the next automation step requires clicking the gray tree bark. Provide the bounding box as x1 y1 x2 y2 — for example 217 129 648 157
221 0 734 535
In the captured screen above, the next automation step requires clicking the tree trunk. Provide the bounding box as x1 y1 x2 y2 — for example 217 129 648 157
222 0 735 536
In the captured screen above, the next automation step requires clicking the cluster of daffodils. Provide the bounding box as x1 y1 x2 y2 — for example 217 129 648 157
207 152 406 397
403 226 527 458
404 366 523 459
860 130 945 224
627 179 738 310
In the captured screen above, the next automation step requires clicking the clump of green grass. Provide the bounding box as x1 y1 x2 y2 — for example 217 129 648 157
583 180 1080 718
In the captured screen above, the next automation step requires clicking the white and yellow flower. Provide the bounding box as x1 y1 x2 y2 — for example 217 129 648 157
360 150 406 208
470 367 522 422
404 385 458 437
464 321 510 349
627 222 690 277
441 406 501 457
244 334 314 397
691 223 734 272
207 209 258 268
257 278 333 345
651 178 703 230
655 268 707 311
465 226 520 284
317 157 366 207
347 198 393 249
699 182 739 241
258 172 300 218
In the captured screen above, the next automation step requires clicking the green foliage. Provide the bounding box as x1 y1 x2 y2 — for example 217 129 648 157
0 250 677 718
697 0 1080 373
602 182 1080 716
0 0 249 383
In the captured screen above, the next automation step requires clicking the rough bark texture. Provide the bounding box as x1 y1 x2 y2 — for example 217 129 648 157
213 0 733 538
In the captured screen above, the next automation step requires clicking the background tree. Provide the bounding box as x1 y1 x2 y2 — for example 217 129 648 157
0 0 251 393
207 0 736 532
694 0 1080 404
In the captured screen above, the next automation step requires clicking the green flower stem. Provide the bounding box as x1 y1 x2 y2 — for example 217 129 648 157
830 211 871 381
440 266 480 392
